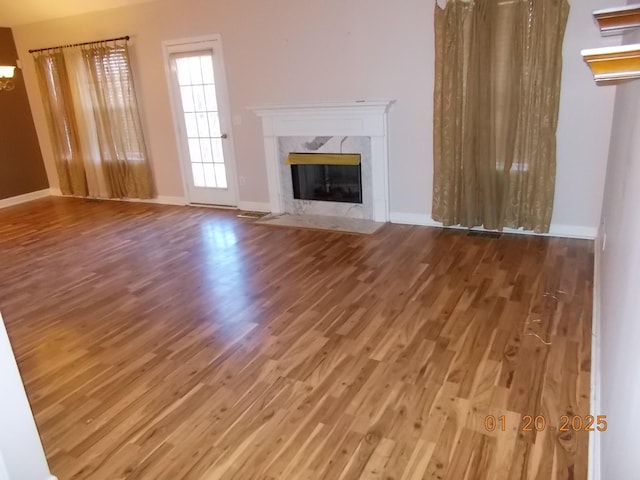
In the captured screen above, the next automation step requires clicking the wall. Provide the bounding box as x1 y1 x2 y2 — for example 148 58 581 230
0 452 10 480
554 0 619 236
596 24 640 479
11 0 618 234
0 313 55 480
0 27 48 200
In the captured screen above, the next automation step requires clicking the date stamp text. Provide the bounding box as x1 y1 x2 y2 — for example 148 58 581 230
484 415 607 432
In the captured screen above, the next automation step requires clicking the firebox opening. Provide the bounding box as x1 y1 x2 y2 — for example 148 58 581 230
288 153 362 204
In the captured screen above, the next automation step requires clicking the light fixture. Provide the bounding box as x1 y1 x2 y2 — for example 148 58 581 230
0 66 16 92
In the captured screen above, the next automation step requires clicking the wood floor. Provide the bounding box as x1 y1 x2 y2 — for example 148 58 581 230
0 198 594 480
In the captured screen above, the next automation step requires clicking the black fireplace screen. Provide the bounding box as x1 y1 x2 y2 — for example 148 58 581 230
291 163 362 204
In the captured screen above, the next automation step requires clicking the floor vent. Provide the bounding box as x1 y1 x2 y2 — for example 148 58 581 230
237 211 268 219
467 230 502 239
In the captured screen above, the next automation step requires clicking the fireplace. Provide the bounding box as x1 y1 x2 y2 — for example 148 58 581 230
252 101 394 222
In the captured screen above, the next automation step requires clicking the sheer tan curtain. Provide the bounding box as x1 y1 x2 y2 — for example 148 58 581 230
33 40 153 199
432 0 569 233
33 51 88 196
65 47 110 198
81 43 153 199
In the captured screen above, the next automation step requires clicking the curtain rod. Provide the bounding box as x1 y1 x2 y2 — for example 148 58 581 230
28 35 130 54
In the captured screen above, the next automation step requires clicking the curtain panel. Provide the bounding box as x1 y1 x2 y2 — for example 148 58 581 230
81 44 153 199
33 51 88 197
432 0 570 233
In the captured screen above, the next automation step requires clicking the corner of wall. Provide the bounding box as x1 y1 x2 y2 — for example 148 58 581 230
589 223 604 480
0 189 51 210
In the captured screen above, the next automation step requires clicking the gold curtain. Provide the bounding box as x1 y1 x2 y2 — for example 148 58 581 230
81 43 153 199
33 41 154 199
33 51 88 196
433 0 569 233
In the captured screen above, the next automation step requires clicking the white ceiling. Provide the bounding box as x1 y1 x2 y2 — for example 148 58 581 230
0 0 158 27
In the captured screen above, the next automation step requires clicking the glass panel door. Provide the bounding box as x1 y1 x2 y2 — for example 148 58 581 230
167 41 237 206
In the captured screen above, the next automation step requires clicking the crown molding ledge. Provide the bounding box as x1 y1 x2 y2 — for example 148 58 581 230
593 4 640 36
581 44 640 83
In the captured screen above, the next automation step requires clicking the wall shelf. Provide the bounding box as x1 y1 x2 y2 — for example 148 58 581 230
581 44 640 83
593 4 640 36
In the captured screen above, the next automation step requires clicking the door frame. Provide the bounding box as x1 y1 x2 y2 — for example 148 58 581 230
162 34 239 206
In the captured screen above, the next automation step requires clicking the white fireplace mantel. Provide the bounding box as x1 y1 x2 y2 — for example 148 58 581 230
251 100 394 222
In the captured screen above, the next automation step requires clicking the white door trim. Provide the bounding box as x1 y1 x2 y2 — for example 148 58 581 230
162 34 239 206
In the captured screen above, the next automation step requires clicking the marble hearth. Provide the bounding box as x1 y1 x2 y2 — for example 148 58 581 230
252 101 394 223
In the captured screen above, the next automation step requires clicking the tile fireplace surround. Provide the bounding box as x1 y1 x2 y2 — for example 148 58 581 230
252 101 394 223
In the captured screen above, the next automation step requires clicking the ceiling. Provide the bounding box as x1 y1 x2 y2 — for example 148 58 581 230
0 0 158 27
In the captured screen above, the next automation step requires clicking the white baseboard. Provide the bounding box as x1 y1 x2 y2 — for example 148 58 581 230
0 189 51 210
136 196 187 206
50 190 272 210
237 201 271 213
389 212 597 240
389 212 436 227
50 190 270 212
49 190 187 207
549 225 598 240
589 234 603 480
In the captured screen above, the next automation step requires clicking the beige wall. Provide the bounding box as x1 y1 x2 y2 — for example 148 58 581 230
12 0 619 233
555 0 619 234
596 25 640 479
0 27 48 200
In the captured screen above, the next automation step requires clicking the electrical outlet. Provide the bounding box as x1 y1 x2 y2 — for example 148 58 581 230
602 233 607 252
239 176 246 186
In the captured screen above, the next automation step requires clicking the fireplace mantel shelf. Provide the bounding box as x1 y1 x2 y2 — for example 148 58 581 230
251 100 394 117
252 100 395 223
